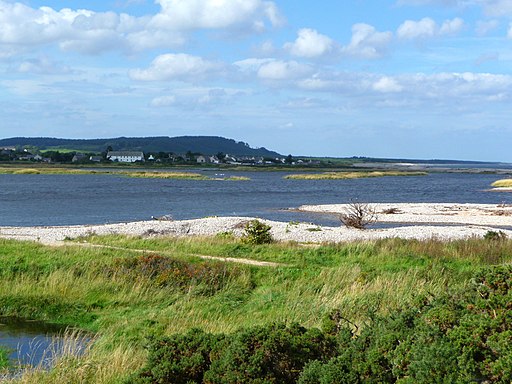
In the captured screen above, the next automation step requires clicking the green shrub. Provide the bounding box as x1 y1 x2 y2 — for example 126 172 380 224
131 266 512 384
241 220 274 245
205 323 337 384
128 329 224 384
484 230 507 241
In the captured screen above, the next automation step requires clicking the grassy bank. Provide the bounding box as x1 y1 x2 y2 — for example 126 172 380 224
0 235 511 382
491 179 512 188
0 167 250 181
284 171 427 180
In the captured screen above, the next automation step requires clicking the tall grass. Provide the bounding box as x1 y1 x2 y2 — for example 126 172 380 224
1 235 512 382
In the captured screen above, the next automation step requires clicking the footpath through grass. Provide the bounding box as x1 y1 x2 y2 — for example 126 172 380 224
0 235 511 382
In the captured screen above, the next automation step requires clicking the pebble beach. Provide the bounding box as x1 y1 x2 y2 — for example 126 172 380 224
1 203 511 245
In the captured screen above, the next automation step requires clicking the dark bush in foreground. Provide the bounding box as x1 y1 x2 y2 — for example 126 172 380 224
128 329 224 384
130 266 512 383
205 323 338 384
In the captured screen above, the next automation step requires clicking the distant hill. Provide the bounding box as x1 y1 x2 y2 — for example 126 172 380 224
0 136 281 157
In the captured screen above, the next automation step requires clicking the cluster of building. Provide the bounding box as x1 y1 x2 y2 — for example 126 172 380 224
1 147 320 166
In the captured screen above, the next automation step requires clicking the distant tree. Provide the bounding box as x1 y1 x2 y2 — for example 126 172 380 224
285 154 294 164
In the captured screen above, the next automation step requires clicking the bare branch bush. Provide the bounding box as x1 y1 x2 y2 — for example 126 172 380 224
339 202 378 229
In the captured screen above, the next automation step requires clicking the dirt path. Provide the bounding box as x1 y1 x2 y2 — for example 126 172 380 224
55 241 285 267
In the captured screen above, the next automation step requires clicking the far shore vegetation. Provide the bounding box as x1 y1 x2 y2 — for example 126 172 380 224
491 179 512 188
284 170 428 180
0 167 250 181
0 233 512 382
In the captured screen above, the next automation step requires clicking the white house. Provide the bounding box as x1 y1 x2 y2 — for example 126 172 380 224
107 151 145 163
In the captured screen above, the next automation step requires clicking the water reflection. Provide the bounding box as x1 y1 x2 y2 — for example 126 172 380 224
0 317 86 370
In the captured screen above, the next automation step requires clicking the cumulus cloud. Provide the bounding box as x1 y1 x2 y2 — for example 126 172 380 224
397 0 512 18
0 0 283 55
150 0 283 31
373 76 403 93
257 60 314 80
476 19 499 36
150 95 177 107
342 23 393 59
129 53 225 81
16 57 72 75
397 17 464 40
284 28 338 58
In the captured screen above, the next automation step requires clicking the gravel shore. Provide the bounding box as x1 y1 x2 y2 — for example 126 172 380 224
1 203 511 245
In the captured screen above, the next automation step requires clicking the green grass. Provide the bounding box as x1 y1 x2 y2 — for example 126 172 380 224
0 346 12 370
284 171 427 180
1 235 512 383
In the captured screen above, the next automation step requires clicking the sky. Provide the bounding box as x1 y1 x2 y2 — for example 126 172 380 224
1 0 512 161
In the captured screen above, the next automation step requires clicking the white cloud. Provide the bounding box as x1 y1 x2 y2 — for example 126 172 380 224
342 23 393 59
439 17 464 35
257 60 313 80
397 17 464 40
284 28 337 58
476 19 499 36
397 0 512 18
397 17 437 39
150 95 177 107
130 53 224 81
150 0 283 31
0 0 283 55
479 0 512 17
373 77 403 92
234 58 275 72
16 57 72 75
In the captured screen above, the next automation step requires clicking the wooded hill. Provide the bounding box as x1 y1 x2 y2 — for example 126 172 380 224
0 136 281 157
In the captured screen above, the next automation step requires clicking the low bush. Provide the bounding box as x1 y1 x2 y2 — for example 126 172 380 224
131 266 512 384
241 220 274 244
484 230 507 241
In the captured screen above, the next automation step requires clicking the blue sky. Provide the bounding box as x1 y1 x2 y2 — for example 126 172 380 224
1 0 512 161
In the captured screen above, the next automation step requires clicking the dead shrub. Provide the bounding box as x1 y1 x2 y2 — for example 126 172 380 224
339 202 377 230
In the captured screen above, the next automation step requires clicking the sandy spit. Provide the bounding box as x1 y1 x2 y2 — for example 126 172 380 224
0 203 511 245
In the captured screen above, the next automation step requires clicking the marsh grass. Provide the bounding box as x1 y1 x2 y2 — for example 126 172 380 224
284 171 427 180
0 167 250 181
120 171 208 180
491 179 512 188
0 167 99 175
1 235 512 382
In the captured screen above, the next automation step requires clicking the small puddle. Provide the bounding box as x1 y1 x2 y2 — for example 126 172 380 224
0 317 88 373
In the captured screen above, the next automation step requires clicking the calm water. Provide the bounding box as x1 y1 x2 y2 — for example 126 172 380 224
1 171 511 227
0 318 71 369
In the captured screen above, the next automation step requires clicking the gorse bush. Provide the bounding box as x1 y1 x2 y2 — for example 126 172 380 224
241 220 274 244
131 266 512 384
129 323 338 384
109 254 235 294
